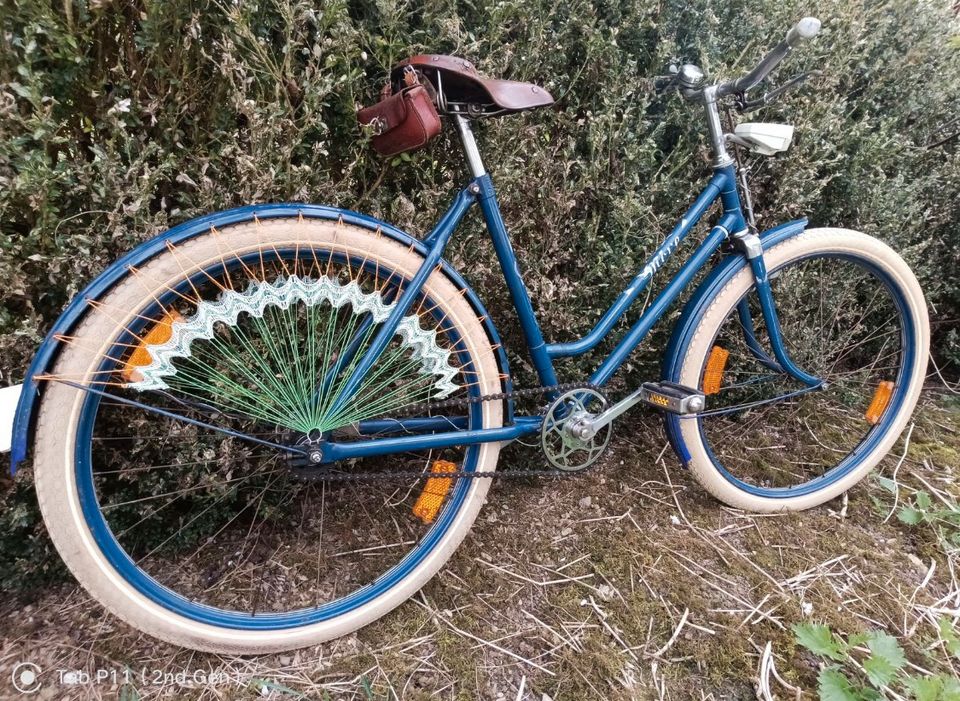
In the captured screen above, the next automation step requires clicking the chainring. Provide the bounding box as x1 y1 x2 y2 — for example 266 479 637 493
540 387 612 471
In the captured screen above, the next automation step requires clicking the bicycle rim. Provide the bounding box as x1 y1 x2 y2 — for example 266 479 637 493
54 231 493 630
690 250 917 497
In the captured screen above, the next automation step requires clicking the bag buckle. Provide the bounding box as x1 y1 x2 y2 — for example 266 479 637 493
401 65 420 88
364 116 388 136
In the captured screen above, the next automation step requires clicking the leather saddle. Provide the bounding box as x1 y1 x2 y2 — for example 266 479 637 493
393 55 554 115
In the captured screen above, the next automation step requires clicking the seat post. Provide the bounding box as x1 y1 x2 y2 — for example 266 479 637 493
451 111 487 178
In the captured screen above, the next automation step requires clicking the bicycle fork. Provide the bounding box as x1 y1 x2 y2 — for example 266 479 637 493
736 232 823 388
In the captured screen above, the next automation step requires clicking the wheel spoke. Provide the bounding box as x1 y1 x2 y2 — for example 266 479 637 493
58 228 496 632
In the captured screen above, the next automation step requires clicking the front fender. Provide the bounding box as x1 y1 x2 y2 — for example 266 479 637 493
10 204 511 474
661 218 808 465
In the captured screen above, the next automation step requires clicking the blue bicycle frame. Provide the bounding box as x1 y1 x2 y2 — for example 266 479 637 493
8 112 819 474
317 115 816 464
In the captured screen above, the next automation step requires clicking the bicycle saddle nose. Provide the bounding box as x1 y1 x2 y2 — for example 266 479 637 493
394 54 554 114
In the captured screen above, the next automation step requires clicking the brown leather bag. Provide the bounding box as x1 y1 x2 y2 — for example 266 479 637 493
357 75 441 157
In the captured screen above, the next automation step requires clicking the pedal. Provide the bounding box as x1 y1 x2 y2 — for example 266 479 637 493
638 381 705 415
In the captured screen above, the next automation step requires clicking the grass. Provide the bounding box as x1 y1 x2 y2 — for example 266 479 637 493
0 386 958 699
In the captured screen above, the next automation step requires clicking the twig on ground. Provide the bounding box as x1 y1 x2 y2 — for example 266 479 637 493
515 674 526 701
650 607 689 659
413 596 556 676
883 422 915 523
581 596 640 662
757 641 803 701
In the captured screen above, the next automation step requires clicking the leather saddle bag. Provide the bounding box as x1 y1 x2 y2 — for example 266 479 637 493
357 70 441 157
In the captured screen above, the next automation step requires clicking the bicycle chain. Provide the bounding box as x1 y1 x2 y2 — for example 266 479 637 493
290 381 602 482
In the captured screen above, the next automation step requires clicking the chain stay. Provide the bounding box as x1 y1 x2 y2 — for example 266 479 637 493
293 381 600 482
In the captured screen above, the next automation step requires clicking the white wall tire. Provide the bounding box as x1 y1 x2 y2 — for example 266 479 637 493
32 218 503 653
675 228 929 513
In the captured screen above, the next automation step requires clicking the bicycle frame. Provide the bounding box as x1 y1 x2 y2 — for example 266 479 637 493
9 114 816 471
317 115 808 464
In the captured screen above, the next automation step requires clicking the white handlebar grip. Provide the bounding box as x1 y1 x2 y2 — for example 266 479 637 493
786 17 821 48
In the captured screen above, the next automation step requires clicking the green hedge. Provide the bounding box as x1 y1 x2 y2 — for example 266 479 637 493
0 0 957 590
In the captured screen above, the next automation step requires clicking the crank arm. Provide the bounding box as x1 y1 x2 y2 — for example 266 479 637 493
572 382 707 441
576 387 647 439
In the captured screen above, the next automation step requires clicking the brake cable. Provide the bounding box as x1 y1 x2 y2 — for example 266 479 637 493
735 70 822 113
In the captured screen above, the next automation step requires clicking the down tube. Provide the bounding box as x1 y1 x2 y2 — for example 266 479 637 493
546 172 727 358
590 219 734 386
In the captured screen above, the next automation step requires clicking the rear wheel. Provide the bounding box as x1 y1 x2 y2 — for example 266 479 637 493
33 216 503 652
667 228 928 512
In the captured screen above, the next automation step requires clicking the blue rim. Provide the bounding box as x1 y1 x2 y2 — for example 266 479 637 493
73 245 485 630
674 249 917 499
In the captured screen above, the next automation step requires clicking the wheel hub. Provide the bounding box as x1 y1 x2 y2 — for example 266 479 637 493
285 430 329 477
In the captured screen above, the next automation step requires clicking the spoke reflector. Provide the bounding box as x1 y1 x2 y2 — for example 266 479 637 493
865 380 894 425
412 460 456 524
122 311 183 382
702 345 729 395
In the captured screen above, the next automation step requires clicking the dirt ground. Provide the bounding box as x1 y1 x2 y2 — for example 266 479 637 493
0 389 957 700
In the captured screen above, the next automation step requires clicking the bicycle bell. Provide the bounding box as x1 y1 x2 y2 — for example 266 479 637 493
677 64 706 99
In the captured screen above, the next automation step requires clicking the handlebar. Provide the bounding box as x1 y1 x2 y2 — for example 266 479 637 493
717 17 820 98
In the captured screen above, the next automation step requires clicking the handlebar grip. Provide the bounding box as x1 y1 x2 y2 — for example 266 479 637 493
718 42 789 96
785 17 821 48
718 17 821 97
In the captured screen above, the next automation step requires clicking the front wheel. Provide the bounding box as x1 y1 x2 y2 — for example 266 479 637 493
667 228 929 512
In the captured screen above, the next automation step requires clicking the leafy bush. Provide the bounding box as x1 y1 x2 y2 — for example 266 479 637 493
793 622 960 700
0 0 958 591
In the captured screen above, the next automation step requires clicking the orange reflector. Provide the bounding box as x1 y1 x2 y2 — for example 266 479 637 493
865 380 895 425
412 460 456 524
703 345 729 396
121 310 183 382
648 393 671 408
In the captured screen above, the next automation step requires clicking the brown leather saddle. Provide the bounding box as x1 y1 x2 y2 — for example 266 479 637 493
393 55 554 116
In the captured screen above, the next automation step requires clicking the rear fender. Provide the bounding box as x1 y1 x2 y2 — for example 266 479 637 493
10 204 511 474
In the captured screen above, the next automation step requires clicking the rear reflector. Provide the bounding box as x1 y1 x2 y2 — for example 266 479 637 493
412 460 457 524
865 380 895 425
703 345 729 396
122 311 183 383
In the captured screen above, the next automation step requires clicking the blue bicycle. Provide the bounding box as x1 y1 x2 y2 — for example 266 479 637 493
13 17 929 652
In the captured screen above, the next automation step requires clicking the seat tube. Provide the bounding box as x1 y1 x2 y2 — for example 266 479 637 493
475 179 559 388
452 112 487 177
454 113 559 387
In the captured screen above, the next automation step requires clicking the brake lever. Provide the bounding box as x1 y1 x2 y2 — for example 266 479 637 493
735 70 822 112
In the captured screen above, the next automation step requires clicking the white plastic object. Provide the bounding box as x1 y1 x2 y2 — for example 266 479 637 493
734 122 795 155
0 383 22 453
786 17 821 47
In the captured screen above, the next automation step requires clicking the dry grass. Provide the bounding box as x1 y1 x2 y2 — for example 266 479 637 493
0 388 958 700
